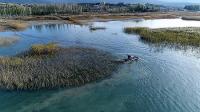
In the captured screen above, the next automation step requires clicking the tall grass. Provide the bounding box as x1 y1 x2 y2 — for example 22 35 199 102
5 21 28 31
0 44 119 90
0 36 19 47
124 27 200 47
182 16 200 21
29 43 59 55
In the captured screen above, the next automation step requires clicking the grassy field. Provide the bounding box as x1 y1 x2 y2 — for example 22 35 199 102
0 43 119 90
124 27 200 47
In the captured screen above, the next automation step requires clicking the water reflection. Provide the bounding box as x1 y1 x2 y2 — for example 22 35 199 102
32 25 43 32
31 23 73 32
0 19 200 112
133 19 144 23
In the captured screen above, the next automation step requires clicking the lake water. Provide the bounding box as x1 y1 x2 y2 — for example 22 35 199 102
0 18 200 112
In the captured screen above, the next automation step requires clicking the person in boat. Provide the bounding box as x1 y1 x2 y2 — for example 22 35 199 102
115 55 139 63
128 55 132 60
126 55 139 62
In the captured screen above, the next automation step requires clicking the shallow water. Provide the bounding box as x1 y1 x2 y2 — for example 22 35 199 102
0 18 200 112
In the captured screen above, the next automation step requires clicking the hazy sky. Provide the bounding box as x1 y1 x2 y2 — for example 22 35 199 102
161 0 200 3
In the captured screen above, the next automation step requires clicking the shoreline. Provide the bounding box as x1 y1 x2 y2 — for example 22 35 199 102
182 16 200 21
0 11 197 32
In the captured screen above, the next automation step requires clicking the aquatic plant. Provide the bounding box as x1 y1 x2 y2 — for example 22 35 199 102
89 26 106 31
0 20 28 31
6 21 28 31
124 27 200 47
0 43 118 90
0 36 19 47
29 43 59 55
182 16 200 21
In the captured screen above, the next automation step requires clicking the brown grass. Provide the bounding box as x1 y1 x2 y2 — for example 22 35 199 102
30 43 59 55
0 20 29 31
7 21 28 30
124 27 200 47
0 43 119 90
0 36 19 47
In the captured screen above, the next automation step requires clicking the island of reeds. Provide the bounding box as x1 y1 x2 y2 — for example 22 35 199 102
0 43 119 90
0 36 19 47
124 27 200 47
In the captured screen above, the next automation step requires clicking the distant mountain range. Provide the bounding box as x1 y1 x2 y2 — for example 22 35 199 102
0 0 160 4
0 0 197 7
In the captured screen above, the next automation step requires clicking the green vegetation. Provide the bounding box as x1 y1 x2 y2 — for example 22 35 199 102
29 43 59 55
184 5 200 11
0 43 119 90
0 3 82 16
131 3 160 12
0 3 165 16
124 27 200 47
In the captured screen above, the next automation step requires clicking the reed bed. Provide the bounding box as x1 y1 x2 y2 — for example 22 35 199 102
3 20 28 31
0 36 19 47
0 44 118 90
124 27 200 47
182 16 200 21
29 43 59 55
8 21 28 30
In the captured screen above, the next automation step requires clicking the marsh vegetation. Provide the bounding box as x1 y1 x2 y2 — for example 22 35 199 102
0 20 28 31
0 36 19 47
0 43 118 90
182 16 200 21
124 27 200 47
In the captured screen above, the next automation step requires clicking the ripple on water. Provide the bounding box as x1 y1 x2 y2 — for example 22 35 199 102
0 19 200 112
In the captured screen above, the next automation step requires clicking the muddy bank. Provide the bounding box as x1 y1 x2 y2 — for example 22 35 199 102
0 12 179 31
0 11 199 32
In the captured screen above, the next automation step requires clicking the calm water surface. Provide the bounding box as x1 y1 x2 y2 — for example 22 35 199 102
0 19 200 112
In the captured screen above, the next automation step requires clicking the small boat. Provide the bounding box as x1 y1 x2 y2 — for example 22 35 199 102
123 56 139 63
114 55 139 64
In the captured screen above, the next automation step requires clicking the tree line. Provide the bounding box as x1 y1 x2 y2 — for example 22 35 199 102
0 3 83 16
184 5 200 11
0 3 163 16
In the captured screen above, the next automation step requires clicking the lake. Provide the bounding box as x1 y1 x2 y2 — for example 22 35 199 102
0 18 200 112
